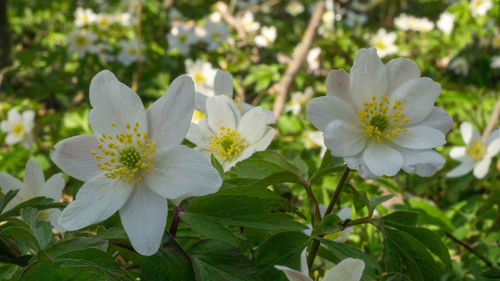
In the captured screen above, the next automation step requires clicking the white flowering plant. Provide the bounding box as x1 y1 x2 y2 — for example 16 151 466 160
1 0 500 281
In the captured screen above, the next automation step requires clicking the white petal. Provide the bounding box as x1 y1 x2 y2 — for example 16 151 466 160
41 173 65 201
214 70 234 97
418 107 453 134
460 122 480 144
88 70 147 136
324 120 366 157
450 147 466 160
487 137 500 157
22 110 35 129
334 227 352 243
307 96 358 131
323 258 365 281
274 265 312 281
145 145 221 200
362 142 403 177
486 127 500 144
146 75 195 149
345 156 378 179
24 160 45 190
400 149 445 177
7 109 22 124
119 182 167 256
50 134 102 182
194 92 209 114
385 58 420 95
446 159 475 178
326 69 351 102
186 118 212 150
239 107 267 143
0 172 24 195
206 95 240 131
250 127 275 152
473 157 491 179
5 133 21 145
0 120 10 132
45 209 65 232
392 126 446 149
390 77 441 125
349 48 387 110
337 207 351 221
58 174 133 230
300 248 308 275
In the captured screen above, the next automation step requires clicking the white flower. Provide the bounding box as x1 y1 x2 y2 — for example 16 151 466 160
187 95 275 172
371 28 398 58
437 12 455 35
394 13 411 31
185 59 217 98
285 87 315 116
96 14 113 30
67 29 97 58
491 56 500 69
118 38 144 66
241 12 260 32
286 2 305 16
307 47 321 72
51 71 222 255
416 18 434 32
394 14 433 32
203 22 229 51
322 10 335 25
345 11 368 28
74 7 97 27
255 26 277 47
209 12 222 23
304 131 327 157
0 160 65 231
447 122 500 179
95 43 115 62
449 57 469 76
307 48 452 179
470 0 492 17
167 25 197 55
167 7 183 22
114 12 132 26
1 108 35 149
275 256 365 281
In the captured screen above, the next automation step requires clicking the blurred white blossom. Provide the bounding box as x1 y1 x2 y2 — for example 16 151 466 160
307 47 321 72
437 12 454 35
96 14 113 30
118 38 144 66
185 59 217 97
67 29 97 58
286 2 304 16
167 25 197 55
371 28 397 58
345 11 368 28
203 21 229 51
74 7 97 27
470 0 492 17
255 26 277 47
449 57 469 76
491 56 500 69
285 87 315 116
241 12 260 32
1 109 35 149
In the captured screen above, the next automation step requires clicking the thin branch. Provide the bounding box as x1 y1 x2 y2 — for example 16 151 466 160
242 0 281 14
215 2 247 42
270 1 325 119
482 97 500 141
324 167 351 217
445 232 494 267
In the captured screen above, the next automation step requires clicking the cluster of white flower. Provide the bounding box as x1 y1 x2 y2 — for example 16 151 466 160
394 13 435 32
470 0 492 17
255 26 277 47
74 7 132 28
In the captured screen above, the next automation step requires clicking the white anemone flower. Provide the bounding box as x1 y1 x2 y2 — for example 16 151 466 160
394 13 411 31
470 0 492 17
437 12 455 35
286 2 305 16
118 38 144 66
285 87 315 116
1 108 35 149
167 25 197 55
449 57 469 76
304 131 327 157
187 95 275 172
241 12 260 33
447 122 500 179
185 59 218 98
67 29 97 58
307 47 321 72
371 28 398 58
416 18 434 32
203 22 229 51
307 48 452 179
74 7 97 27
51 71 222 255
114 12 132 26
255 26 277 47
96 14 113 30
0 160 65 231
275 254 365 281
491 56 500 69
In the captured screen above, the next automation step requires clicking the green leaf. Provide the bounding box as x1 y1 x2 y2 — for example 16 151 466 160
383 211 419 227
481 267 500 278
190 239 261 281
368 194 395 215
211 154 225 179
0 197 65 222
407 199 453 231
0 218 41 252
0 190 19 213
318 239 382 280
180 212 240 246
141 234 195 281
43 237 108 258
345 184 369 212
310 151 344 182
20 208 52 249
314 214 342 236
253 231 309 281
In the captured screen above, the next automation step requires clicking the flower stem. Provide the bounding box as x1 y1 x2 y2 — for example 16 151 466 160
169 204 185 238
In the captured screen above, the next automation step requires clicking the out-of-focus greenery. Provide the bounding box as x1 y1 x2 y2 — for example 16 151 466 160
0 0 499 280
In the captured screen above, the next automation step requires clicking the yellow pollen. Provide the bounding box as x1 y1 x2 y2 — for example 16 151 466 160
193 72 206 83
358 95 410 142
233 99 245 112
93 122 156 183
466 140 486 161
12 123 25 137
374 40 386 50
209 127 247 161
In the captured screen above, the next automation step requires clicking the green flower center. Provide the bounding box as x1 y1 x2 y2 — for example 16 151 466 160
369 114 389 132
13 123 25 137
466 140 485 161
119 147 141 169
209 126 247 161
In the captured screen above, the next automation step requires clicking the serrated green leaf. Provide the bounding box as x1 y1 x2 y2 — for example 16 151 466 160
20 208 52 250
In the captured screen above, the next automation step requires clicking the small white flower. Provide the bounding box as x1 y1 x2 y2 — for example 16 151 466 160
51 71 222 255
416 17 434 32
345 11 368 28
437 12 455 35
449 57 469 76
203 22 229 51
275 256 365 281
285 87 315 116
167 25 197 55
187 95 275 172
0 160 65 231
286 2 305 16
74 7 97 27
304 131 327 157
394 13 411 31
67 29 97 58
95 42 115 62
1 108 35 149
96 14 113 30
371 28 398 58
491 56 500 69
114 12 132 26
307 47 321 72
470 0 492 17
185 59 218 97
118 38 144 66
307 48 452 179
255 26 277 47
322 10 335 25
241 12 260 32
447 122 500 179
209 12 222 23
